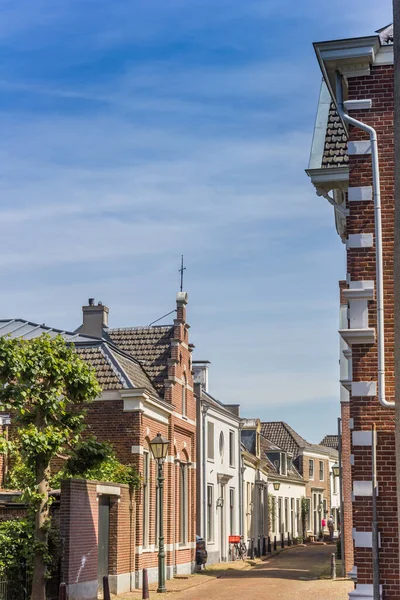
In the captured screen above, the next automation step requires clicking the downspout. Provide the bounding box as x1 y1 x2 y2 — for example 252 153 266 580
336 72 394 408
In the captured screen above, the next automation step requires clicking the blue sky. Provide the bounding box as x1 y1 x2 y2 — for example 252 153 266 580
0 0 393 442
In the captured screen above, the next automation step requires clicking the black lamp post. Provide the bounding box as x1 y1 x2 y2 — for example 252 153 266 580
332 463 340 478
149 432 169 593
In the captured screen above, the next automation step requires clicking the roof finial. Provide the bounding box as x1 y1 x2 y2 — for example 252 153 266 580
179 255 186 292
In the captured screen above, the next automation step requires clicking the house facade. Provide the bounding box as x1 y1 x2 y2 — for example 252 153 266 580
0 292 197 597
75 293 197 592
260 436 306 542
193 361 241 565
261 422 337 539
307 23 397 599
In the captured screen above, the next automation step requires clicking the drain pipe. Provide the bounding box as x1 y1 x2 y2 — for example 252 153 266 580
336 73 394 408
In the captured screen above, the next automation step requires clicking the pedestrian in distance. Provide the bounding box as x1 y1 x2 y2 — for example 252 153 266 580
320 517 326 541
328 515 334 542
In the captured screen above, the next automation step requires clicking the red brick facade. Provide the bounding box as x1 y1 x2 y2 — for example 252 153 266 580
345 64 398 597
83 293 196 589
340 401 354 574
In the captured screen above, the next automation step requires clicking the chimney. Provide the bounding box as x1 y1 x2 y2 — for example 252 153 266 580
79 298 109 338
192 361 210 392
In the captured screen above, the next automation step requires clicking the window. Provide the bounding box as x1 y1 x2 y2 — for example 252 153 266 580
246 482 252 537
287 457 292 472
306 498 311 531
284 498 289 532
179 463 188 544
278 497 283 533
309 459 314 480
296 498 300 535
142 451 150 548
219 432 224 463
207 422 215 460
319 461 324 481
280 453 287 476
207 485 214 542
182 375 186 416
155 471 159 547
229 488 235 535
290 498 295 534
270 496 276 533
229 431 235 467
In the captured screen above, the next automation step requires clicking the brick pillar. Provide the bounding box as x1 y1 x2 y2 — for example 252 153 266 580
341 401 354 573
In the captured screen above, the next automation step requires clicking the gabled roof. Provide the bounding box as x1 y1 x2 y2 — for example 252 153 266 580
319 434 339 450
75 341 158 395
261 422 309 457
105 325 173 394
259 434 304 482
0 319 97 343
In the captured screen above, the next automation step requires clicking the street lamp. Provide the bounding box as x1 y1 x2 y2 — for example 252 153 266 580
332 463 340 478
273 481 281 491
150 433 169 593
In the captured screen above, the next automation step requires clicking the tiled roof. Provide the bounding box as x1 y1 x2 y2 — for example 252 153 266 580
75 346 126 390
106 325 173 394
261 422 309 457
75 342 158 394
259 434 304 481
319 434 339 450
322 104 348 168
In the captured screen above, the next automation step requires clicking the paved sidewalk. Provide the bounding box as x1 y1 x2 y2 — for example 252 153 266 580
118 545 353 600
172 545 353 600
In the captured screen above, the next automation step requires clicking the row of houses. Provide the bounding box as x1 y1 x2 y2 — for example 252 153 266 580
0 294 339 598
306 20 397 600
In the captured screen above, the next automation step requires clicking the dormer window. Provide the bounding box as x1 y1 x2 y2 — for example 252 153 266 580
280 453 287 476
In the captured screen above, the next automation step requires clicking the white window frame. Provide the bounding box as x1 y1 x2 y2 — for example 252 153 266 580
319 460 324 482
309 459 314 480
142 450 150 548
229 430 235 467
179 462 189 545
207 421 215 461
207 484 214 542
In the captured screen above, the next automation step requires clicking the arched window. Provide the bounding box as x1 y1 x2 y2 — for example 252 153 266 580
182 374 187 416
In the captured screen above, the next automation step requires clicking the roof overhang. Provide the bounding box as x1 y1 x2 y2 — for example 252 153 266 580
306 166 349 194
313 34 392 131
314 35 380 104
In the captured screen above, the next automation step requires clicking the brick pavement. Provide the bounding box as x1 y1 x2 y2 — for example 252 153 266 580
169 545 353 600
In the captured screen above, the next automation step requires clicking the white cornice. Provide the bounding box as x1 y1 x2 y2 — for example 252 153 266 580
343 288 374 301
339 328 376 346
306 167 349 193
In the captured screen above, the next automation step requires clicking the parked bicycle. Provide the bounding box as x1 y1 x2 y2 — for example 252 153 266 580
228 535 248 561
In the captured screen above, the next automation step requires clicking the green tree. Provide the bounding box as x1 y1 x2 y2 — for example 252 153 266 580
0 335 101 600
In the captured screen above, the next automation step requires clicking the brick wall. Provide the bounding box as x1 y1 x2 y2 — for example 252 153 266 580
346 64 399 597
340 401 354 573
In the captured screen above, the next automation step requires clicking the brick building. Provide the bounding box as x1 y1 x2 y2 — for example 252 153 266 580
307 23 397 599
0 291 196 596
261 422 338 539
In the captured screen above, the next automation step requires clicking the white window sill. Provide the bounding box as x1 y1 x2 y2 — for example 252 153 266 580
178 543 191 550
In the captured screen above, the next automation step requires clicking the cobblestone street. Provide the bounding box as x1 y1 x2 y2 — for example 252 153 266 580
172 545 353 600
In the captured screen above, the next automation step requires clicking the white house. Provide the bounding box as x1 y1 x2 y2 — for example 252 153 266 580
194 361 242 565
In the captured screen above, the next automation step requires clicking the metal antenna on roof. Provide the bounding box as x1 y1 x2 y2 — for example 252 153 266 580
179 255 186 292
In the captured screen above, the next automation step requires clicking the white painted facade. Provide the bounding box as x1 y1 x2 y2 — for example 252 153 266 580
194 362 242 566
241 456 269 548
268 479 306 541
